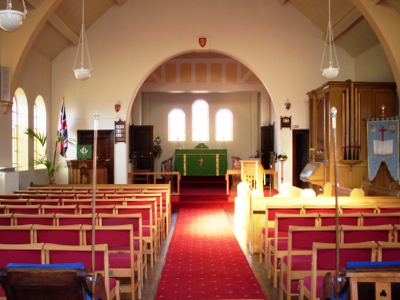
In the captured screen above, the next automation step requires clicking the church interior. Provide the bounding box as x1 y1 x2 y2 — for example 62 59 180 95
0 0 400 299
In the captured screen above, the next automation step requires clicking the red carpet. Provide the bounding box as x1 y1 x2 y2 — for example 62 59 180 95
155 208 266 300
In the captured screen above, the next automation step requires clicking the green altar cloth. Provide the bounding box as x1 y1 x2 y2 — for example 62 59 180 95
174 149 227 176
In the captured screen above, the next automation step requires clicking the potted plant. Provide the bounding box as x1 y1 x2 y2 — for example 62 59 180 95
25 128 75 183
277 154 288 161
153 136 162 159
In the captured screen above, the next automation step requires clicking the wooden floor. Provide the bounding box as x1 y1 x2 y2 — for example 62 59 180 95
123 208 279 300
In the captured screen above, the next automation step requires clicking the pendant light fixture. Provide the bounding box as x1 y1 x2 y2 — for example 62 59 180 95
73 0 92 81
0 0 27 32
320 0 339 80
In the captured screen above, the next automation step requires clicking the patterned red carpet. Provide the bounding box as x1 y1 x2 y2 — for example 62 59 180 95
155 208 266 299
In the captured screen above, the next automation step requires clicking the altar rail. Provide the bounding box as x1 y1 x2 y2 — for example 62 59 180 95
127 172 181 195
248 195 400 254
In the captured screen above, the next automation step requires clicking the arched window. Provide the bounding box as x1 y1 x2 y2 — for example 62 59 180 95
14 88 28 171
215 109 233 141
34 96 46 169
168 109 186 141
11 97 17 169
192 99 209 141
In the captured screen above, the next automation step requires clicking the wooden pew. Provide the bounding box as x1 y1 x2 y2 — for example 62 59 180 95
362 182 400 197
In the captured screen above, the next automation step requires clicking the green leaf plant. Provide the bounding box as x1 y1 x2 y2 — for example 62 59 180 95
25 128 75 184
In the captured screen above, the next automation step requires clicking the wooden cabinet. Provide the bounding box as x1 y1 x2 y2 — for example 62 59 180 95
307 80 397 189
67 159 109 184
129 125 154 172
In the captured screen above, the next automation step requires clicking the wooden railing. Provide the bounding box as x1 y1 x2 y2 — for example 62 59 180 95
127 172 181 195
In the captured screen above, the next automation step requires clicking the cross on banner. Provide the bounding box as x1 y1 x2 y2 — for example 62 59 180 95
379 126 387 141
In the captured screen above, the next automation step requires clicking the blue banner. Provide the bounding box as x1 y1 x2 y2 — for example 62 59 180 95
367 117 399 182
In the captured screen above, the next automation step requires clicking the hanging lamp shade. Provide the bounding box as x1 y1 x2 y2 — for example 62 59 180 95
73 0 92 81
0 0 27 32
320 0 339 80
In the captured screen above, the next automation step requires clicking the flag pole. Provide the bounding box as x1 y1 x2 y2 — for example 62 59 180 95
331 106 340 300
91 112 99 300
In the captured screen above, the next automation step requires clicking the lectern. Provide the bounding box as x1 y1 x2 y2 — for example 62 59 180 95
67 159 109 184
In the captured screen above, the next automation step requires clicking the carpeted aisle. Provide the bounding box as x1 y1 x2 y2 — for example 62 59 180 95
155 208 266 300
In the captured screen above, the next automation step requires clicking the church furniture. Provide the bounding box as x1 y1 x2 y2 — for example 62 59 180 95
225 169 241 195
340 204 378 214
319 182 365 197
319 213 362 227
0 200 27 206
43 243 119 300
174 148 227 176
361 182 400 197
377 241 400 261
41 205 78 215
0 215 13 226
345 262 400 300
83 225 140 299
267 213 319 287
67 159 110 184
56 214 97 226
279 225 337 300
231 156 242 190
362 212 400 227
341 224 393 243
33 224 82 245
161 156 174 186
303 204 336 214
30 199 60 206
306 80 397 191
79 205 116 215
378 205 400 213
13 214 55 226
298 242 377 300
0 225 33 244
128 171 180 195
6 205 41 215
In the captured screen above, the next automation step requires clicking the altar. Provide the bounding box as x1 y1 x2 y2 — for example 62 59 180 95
174 149 227 176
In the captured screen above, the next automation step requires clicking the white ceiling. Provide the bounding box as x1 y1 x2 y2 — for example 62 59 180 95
10 0 394 61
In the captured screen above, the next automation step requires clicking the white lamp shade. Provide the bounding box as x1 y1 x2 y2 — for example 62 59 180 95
322 66 339 80
0 9 24 32
74 68 92 81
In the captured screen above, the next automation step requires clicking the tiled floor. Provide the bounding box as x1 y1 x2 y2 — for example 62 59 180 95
130 208 279 300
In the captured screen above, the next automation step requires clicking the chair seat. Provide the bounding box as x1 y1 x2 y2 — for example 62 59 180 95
109 252 138 268
283 255 312 270
303 275 324 298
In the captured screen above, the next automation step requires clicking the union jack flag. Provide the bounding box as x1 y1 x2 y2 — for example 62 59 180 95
58 100 68 157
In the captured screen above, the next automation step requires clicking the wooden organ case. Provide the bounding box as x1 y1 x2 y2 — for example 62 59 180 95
305 80 397 190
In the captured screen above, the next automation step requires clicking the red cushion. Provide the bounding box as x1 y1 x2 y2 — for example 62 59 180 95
271 238 288 251
109 277 117 291
109 253 137 268
283 255 312 270
283 275 300 292
303 275 323 297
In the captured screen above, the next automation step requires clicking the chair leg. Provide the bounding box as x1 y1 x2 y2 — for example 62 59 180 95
266 242 272 278
273 254 278 288
298 279 304 300
259 233 264 264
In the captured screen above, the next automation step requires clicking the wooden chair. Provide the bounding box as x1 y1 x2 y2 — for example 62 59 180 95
79 204 116 215
62 199 93 207
378 204 400 213
115 205 157 266
378 241 400 261
0 225 33 244
303 205 336 214
340 204 378 214
41 204 78 215
299 242 377 300
13 214 55 226
83 225 141 299
259 204 303 266
362 212 400 227
279 225 336 300
0 205 5 215
28 199 59 206
6 204 41 215
341 224 393 243
319 213 362 226
56 214 97 226
33 224 82 245
44 244 120 300
267 213 319 287
0 200 28 206
133 194 163 240
394 224 400 242
0 214 13 226
98 213 148 276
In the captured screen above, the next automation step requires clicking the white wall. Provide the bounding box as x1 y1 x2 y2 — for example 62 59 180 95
51 0 355 185
355 44 395 82
139 92 259 172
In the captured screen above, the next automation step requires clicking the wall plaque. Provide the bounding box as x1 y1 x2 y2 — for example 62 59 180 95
280 116 291 130
115 120 126 143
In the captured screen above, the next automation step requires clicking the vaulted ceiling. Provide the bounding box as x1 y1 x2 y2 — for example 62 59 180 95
10 0 400 61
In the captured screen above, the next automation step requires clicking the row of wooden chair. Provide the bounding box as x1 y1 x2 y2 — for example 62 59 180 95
0 243 121 300
262 212 400 288
298 241 400 300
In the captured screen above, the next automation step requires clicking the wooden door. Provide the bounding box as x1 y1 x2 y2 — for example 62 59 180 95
292 129 309 188
77 130 114 184
261 125 274 169
129 125 154 171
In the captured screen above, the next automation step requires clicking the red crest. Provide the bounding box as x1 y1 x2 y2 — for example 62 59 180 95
199 37 207 48
115 101 121 112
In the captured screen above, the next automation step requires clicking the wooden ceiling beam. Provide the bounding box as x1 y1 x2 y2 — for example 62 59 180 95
276 0 287 4
26 0 79 45
322 7 363 40
115 0 128 6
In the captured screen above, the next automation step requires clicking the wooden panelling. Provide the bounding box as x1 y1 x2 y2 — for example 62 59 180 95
165 64 176 83
195 63 207 83
226 63 237 83
210 63 222 83
180 63 192 83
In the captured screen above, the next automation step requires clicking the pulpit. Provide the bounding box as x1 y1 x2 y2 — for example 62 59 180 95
67 159 109 184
